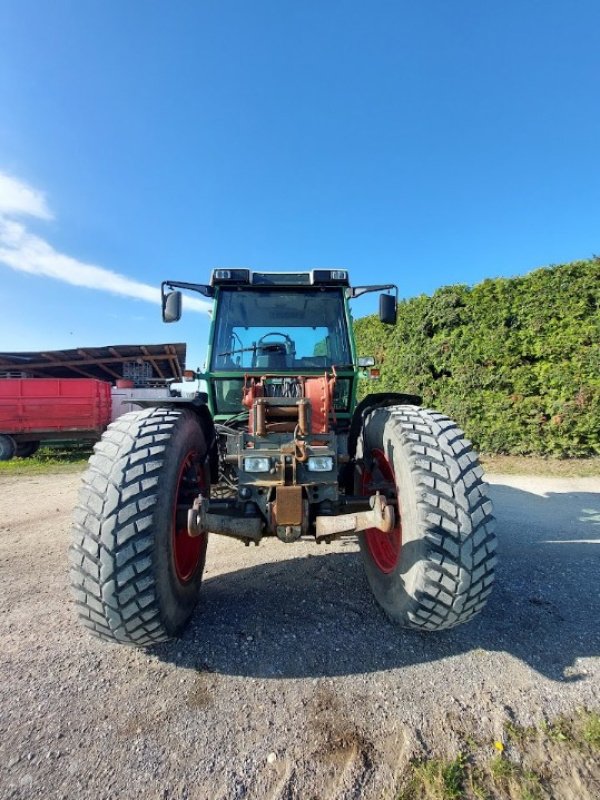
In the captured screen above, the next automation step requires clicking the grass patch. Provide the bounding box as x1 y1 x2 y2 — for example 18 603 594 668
480 454 600 477
540 718 571 743
504 721 537 745
538 709 600 750
397 709 599 800
488 756 543 799
399 753 467 799
488 754 516 781
578 709 600 750
0 444 92 476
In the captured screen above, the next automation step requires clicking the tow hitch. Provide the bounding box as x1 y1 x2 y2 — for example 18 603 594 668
315 492 394 541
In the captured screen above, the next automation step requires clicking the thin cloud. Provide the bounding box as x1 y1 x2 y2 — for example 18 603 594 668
0 172 53 220
0 171 210 313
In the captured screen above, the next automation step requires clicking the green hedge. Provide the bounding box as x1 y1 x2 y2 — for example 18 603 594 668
354 258 600 456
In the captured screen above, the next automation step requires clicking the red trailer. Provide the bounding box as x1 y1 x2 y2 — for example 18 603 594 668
0 378 112 460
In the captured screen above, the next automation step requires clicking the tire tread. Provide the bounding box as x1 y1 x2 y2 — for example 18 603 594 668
70 408 192 645
363 405 496 630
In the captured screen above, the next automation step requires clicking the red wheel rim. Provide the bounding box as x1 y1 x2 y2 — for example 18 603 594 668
361 448 402 573
172 450 205 583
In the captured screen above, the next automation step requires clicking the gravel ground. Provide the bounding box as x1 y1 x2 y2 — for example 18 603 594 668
0 471 599 799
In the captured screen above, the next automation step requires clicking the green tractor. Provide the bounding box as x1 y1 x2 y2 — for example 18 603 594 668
70 269 496 645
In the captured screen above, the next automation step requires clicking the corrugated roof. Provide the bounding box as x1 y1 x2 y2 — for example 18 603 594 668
0 343 186 385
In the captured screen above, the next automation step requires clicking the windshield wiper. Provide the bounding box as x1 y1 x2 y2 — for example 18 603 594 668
217 344 258 357
218 343 290 357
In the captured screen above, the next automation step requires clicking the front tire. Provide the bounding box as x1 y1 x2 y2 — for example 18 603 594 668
358 405 496 630
70 407 209 645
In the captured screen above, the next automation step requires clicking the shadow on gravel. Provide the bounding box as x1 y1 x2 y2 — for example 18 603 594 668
151 484 600 681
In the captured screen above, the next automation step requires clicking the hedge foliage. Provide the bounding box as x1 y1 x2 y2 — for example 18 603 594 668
354 258 600 456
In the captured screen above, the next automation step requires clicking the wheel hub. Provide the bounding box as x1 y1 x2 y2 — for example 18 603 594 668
172 451 205 583
361 448 402 573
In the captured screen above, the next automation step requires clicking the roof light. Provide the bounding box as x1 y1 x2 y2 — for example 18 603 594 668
312 269 349 285
211 269 251 285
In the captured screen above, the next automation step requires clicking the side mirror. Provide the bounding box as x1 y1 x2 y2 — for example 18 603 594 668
163 290 182 323
379 293 397 325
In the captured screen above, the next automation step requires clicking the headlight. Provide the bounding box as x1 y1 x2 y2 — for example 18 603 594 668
307 456 334 472
244 457 270 473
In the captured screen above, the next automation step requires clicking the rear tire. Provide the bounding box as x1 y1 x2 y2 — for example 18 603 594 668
16 441 40 458
70 407 210 645
0 434 16 461
358 405 496 630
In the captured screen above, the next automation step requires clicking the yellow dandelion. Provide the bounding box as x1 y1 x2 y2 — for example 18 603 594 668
494 740 504 752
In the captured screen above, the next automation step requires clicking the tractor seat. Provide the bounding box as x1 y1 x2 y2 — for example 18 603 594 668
255 344 289 369
255 353 288 369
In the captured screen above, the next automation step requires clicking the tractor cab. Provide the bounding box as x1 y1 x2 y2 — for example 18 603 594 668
162 269 395 425
207 270 354 424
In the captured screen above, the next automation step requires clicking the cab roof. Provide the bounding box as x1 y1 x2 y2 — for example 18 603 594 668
210 268 349 287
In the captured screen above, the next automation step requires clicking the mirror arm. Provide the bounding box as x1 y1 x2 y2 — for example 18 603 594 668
346 284 398 300
161 280 214 299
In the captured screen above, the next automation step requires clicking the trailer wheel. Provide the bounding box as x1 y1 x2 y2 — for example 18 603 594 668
357 405 496 630
70 407 210 645
0 434 16 461
15 441 40 458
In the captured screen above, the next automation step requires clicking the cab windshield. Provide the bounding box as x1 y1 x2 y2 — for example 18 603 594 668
210 288 352 371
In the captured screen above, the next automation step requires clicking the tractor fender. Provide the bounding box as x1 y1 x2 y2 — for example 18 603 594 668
339 392 421 493
347 392 422 461
130 396 219 483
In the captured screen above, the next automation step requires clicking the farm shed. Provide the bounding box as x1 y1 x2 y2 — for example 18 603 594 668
0 343 187 386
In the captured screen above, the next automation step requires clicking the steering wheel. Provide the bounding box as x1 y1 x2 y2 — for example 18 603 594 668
257 332 295 355
230 331 244 352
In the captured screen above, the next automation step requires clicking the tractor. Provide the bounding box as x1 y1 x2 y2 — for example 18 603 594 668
70 269 496 645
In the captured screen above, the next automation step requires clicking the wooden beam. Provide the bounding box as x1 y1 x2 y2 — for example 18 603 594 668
39 353 97 379
141 346 165 379
40 350 64 364
166 345 181 379
65 365 100 379
9 353 97 379
79 350 122 379
14 355 129 371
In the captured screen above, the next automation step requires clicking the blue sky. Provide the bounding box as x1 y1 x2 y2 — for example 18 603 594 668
1 1 599 369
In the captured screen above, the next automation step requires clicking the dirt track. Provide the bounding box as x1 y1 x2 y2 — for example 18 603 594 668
1 471 599 799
